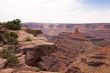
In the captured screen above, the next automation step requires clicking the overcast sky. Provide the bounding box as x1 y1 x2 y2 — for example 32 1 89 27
0 0 110 23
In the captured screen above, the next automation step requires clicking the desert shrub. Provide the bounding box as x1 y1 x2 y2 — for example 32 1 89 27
3 19 21 30
0 46 19 66
3 31 18 45
26 29 43 36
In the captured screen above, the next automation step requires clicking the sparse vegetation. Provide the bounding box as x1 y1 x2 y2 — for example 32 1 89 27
0 46 19 66
0 19 20 67
3 31 18 45
3 19 21 30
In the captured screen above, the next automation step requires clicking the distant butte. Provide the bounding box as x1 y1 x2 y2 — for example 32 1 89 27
74 27 80 34
72 27 85 38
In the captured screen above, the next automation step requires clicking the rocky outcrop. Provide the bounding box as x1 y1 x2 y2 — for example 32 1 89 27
0 58 7 70
17 30 57 71
25 44 57 69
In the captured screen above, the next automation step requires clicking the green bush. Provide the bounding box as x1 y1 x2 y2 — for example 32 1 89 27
0 46 19 66
3 19 21 30
3 31 18 45
26 29 43 36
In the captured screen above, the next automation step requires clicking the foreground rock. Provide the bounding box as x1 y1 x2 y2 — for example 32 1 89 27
16 30 57 71
25 44 57 70
0 58 7 70
0 68 16 73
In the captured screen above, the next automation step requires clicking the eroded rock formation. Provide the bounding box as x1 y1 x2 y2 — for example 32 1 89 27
25 45 57 70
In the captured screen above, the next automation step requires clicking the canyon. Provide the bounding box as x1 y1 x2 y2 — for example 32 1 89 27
0 22 110 73
22 23 110 73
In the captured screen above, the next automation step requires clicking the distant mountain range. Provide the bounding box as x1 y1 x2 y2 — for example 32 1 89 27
22 23 110 29
22 23 110 35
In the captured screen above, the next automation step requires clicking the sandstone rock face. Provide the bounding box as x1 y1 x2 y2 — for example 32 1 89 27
0 58 7 70
17 30 55 51
25 44 57 69
14 30 58 72
14 30 58 71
